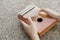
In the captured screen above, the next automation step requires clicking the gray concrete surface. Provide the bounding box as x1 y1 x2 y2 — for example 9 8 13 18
0 0 60 40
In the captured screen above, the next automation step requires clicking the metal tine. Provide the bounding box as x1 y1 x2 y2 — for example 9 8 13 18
22 6 35 16
22 4 36 16
30 7 40 17
29 7 40 17
18 4 36 16
23 7 40 18
19 5 32 15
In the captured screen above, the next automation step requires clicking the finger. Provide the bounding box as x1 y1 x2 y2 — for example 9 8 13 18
19 20 28 27
40 8 52 13
28 17 33 24
40 8 56 15
40 8 47 12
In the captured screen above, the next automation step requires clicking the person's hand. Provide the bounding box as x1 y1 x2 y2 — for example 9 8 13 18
40 8 60 22
20 17 40 40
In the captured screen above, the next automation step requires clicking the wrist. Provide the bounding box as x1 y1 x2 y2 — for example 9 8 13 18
30 33 40 40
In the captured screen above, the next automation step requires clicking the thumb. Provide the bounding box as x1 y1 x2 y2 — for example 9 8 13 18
20 20 28 28
28 17 33 24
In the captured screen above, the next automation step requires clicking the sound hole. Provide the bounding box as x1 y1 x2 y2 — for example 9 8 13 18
37 18 43 22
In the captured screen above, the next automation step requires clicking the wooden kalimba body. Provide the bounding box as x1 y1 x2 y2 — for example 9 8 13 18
17 4 57 36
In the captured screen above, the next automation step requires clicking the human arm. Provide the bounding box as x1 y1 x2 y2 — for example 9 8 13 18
20 17 40 40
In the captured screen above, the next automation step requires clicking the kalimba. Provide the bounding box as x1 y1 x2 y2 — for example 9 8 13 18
17 4 57 36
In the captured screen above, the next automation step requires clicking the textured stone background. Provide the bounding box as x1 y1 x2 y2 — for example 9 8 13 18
0 0 60 40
